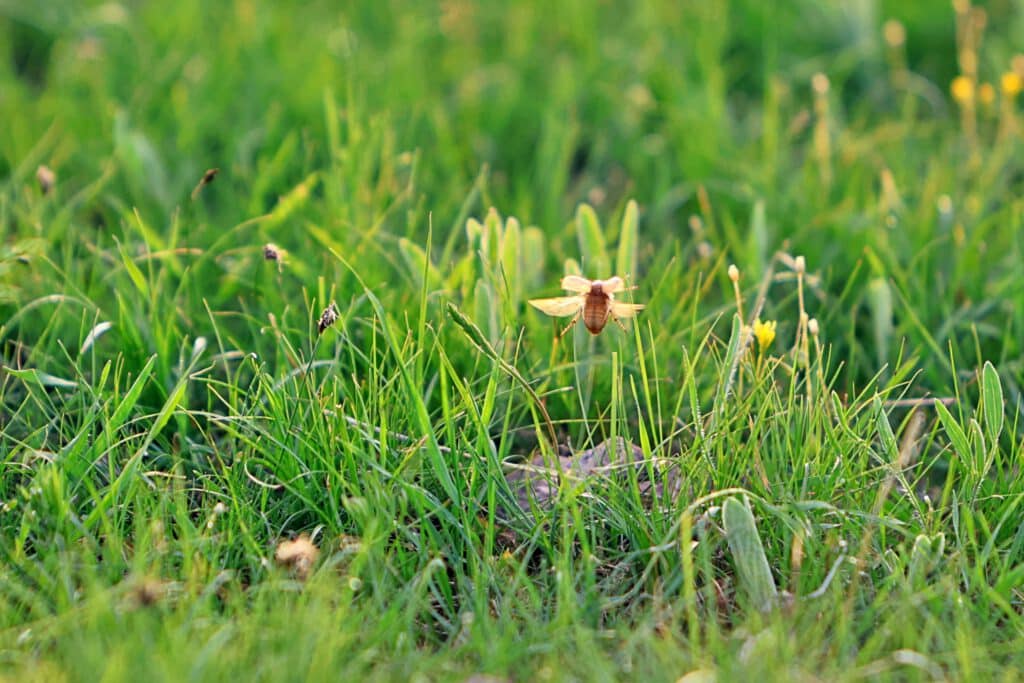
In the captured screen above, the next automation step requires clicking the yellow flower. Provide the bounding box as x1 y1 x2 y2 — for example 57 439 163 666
978 83 995 106
753 319 777 352
1001 72 1023 98
951 75 974 103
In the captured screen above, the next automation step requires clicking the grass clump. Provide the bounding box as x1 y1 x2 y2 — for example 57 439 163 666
2 0 1024 680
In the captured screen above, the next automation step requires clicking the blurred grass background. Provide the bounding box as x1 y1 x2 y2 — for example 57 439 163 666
3 0 1022 392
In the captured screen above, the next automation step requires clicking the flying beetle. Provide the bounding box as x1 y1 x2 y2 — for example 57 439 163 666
528 275 644 336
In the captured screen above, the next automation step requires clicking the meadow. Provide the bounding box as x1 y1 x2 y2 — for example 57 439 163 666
2 0 1024 680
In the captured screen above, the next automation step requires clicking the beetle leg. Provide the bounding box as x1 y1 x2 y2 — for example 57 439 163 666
559 311 582 338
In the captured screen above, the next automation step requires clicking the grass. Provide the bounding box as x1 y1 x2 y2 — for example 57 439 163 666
2 0 1024 680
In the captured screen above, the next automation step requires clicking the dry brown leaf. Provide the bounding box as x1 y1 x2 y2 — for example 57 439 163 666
275 534 320 580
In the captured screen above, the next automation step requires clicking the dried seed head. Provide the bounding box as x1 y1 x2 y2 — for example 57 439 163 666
811 73 830 96
883 19 906 47
317 302 340 335
971 7 987 30
727 264 740 282
191 167 219 200
275 535 319 581
960 52 978 78
36 165 56 194
978 82 995 106
794 255 806 274
263 243 285 272
808 318 820 337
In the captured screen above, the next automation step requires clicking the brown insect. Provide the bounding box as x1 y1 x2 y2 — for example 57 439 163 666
528 275 644 336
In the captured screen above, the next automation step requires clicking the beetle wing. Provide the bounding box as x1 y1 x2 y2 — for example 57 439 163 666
610 302 644 318
529 296 584 317
560 275 593 293
602 276 627 293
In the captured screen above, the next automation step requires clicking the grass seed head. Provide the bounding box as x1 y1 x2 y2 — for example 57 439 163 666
191 167 219 199
317 302 340 335
263 243 283 261
36 165 56 194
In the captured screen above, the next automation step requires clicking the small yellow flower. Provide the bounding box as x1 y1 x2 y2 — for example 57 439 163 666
951 75 974 103
978 83 995 106
753 319 777 352
1001 72 1023 98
